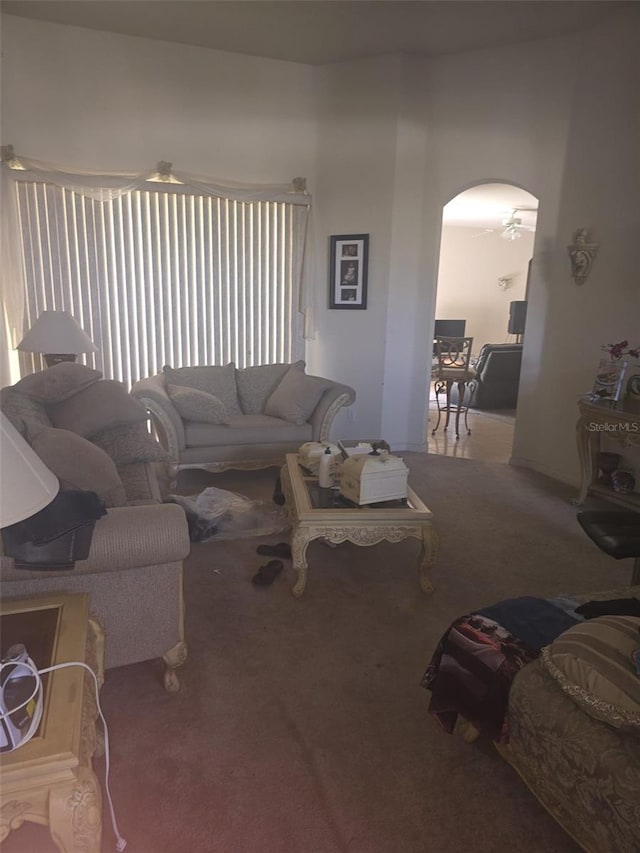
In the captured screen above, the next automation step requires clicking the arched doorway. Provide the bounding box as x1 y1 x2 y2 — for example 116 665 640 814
428 182 539 462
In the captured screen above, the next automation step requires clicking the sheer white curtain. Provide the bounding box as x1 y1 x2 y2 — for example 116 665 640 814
1 154 314 387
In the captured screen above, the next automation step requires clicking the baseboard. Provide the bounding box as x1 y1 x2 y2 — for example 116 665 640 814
508 455 580 491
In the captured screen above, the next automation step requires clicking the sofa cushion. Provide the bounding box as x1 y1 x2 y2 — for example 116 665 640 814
184 414 310 447
167 384 229 424
48 380 147 437
236 362 303 414
14 362 102 403
264 364 330 425
91 422 169 464
31 427 128 507
540 615 640 730
163 364 241 416
0 387 52 440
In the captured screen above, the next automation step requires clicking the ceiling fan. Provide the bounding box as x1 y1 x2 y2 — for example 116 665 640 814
500 208 537 240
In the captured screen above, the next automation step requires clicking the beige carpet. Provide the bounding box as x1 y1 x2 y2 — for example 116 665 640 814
4 454 623 853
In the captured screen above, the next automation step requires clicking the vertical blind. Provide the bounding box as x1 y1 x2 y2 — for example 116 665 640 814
15 179 308 386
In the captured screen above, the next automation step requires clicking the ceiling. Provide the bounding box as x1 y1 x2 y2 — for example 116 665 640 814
0 0 627 66
443 184 538 232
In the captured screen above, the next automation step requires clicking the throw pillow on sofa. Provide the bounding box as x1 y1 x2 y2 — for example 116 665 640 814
236 361 304 414
0 387 52 441
540 615 640 731
166 384 229 425
14 362 103 403
91 421 170 464
31 427 128 507
264 363 330 425
163 363 241 416
48 380 147 437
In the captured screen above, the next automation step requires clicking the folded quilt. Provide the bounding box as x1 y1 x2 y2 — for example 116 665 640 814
421 596 581 743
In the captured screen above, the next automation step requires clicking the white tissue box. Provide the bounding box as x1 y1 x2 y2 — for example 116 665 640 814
339 451 408 505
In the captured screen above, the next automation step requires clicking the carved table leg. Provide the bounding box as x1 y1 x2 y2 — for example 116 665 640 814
48 766 102 853
290 525 312 598
574 412 594 505
418 522 438 594
163 640 188 692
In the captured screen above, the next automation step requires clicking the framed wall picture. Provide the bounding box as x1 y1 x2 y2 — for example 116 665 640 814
329 234 369 309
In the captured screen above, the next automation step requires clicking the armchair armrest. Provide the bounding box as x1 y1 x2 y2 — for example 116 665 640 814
1 503 191 580
308 378 356 442
132 374 186 457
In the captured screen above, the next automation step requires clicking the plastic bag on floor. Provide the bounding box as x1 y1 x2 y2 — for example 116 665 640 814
167 487 289 542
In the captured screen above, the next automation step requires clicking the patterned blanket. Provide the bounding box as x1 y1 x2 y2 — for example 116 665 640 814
421 596 580 742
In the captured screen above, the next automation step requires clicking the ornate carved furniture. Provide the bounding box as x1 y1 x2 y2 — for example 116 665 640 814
575 396 640 509
280 453 437 598
1 363 191 691
0 593 104 851
431 336 476 438
131 361 356 478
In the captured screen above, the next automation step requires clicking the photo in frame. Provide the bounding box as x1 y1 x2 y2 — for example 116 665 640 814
590 358 628 404
329 234 369 309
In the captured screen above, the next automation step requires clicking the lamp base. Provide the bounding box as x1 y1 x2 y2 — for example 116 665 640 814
43 354 77 367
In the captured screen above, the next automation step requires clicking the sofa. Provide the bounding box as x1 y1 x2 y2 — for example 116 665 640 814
1 362 191 691
468 343 523 410
424 587 640 852
499 589 640 853
131 360 356 477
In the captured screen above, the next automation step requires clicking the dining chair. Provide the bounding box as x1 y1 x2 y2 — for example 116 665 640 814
431 336 476 439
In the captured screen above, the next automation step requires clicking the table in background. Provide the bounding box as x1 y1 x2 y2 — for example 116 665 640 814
575 397 640 509
280 453 438 598
0 592 104 852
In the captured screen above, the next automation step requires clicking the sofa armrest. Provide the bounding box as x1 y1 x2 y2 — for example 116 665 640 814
308 378 356 442
1 503 190 580
132 374 186 456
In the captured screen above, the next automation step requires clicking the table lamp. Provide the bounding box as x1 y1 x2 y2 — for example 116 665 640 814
16 310 98 367
0 412 59 529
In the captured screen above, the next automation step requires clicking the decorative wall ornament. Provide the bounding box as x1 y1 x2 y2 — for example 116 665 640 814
568 228 599 285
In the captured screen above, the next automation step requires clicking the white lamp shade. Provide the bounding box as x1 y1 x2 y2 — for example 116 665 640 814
0 412 59 527
17 310 98 355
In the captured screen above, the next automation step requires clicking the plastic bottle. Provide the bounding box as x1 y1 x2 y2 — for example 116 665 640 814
318 447 332 488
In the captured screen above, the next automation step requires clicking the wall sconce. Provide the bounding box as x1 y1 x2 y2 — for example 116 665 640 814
567 228 599 286
497 277 512 291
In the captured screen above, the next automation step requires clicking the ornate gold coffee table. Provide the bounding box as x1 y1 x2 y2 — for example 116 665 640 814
0 592 104 852
281 454 438 597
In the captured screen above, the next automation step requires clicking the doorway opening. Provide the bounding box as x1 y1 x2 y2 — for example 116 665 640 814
428 182 539 463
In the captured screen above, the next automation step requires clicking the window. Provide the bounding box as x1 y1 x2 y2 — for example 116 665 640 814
9 169 310 386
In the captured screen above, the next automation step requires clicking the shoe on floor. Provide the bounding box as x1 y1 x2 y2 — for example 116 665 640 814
256 542 291 559
251 560 284 586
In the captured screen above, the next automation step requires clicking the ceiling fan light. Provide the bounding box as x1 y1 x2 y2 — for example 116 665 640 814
501 224 522 240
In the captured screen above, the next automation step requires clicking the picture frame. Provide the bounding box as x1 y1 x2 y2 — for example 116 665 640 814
590 358 628 405
329 234 369 309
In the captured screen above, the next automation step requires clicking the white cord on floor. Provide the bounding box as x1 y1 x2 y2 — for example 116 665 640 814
0 657 127 851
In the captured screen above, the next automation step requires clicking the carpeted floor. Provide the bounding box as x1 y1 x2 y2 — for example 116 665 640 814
4 454 623 853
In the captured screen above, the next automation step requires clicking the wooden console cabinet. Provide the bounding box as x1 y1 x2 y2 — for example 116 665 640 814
575 396 640 508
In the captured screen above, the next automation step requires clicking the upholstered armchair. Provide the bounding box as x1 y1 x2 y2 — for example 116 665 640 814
0 363 191 691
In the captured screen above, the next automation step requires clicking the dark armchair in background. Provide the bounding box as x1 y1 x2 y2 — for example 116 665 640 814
469 343 523 410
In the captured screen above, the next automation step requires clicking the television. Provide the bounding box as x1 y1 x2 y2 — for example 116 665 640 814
434 319 466 338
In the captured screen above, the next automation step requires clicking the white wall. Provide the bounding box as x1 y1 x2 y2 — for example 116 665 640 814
436 226 533 350
3 8 639 488
1 15 317 191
